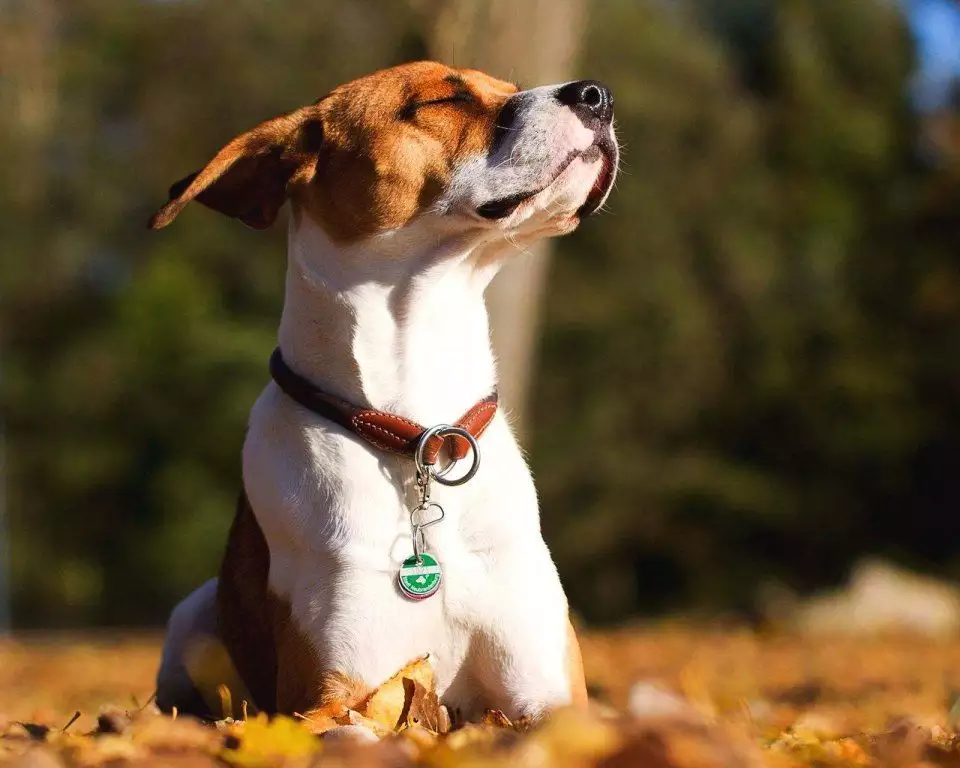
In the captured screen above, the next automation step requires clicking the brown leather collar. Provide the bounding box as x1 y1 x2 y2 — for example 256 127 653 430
269 347 498 465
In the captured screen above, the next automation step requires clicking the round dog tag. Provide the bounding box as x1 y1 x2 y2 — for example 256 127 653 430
398 553 442 600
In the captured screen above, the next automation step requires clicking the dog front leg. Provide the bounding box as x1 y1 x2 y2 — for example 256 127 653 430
273 568 443 716
469 550 586 720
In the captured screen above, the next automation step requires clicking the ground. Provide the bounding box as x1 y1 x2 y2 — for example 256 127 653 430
3 625 960 766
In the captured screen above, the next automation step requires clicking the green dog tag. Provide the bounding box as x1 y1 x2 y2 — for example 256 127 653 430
398 553 442 600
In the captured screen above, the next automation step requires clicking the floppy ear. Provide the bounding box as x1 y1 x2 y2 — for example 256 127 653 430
148 107 324 230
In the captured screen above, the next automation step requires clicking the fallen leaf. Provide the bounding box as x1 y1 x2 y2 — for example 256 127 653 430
18 723 52 741
94 706 130 735
221 714 319 766
424 723 513 768
130 714 222 753
526 707 623 764
357 655 435 731
482 710 515 730
297 710 339 735
401 678 446 732
829 737 872 765
11 746 67 768
338 708 393 739
437 723 500 752
400 723 439 751
871 719 932 768
59 732 145 767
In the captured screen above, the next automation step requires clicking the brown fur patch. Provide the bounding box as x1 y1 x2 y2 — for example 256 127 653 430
216 492 279 714
299 61 516 241
149 61 516 241
271 596 348 716
217 491 369 717
149 108 322 230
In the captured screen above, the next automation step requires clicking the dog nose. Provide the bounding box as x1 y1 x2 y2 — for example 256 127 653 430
555 80 614 122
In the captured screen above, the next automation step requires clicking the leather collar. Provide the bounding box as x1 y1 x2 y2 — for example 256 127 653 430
268 347 498 465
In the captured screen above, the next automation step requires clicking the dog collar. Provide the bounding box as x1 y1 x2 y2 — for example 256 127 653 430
268 347 498 466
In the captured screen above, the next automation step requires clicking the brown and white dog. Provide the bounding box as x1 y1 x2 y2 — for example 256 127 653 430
151 61 617 723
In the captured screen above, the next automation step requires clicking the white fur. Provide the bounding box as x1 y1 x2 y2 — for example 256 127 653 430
159 79 618 721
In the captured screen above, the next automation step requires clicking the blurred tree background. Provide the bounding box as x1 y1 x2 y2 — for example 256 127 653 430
1 0 958 628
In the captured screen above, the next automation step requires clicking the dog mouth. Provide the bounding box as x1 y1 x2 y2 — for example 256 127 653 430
576 137 616 218
476 190 542 220
475 152 580 221
476 138 617 222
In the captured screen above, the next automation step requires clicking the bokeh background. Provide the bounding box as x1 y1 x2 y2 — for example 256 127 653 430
2 0 959 632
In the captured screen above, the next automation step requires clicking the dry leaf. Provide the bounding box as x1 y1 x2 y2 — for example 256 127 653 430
525 707 623 764
871 720 932 767
438 723 500 752
401 678 446 732
357 655 435 731
400 723 439 751
829 737 872 765
336 709 393 739
59 733 145 767
481 710 514 729
424 724 511 768
13 630 960 767
130 714 222 753
297 710 339 736
7 747 66 768
221 714 319 766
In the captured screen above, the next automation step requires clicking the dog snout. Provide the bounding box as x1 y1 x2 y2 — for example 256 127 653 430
555 80 614 123
492 95 522 153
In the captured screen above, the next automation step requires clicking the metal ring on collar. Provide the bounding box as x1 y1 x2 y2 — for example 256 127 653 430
414 424 481 486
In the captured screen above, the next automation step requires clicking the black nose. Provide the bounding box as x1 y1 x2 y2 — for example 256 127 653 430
555 80 614 122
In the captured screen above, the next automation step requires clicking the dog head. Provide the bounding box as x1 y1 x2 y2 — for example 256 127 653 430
149 61 618 243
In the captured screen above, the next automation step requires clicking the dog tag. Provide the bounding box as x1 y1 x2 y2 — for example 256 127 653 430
398 553 442 600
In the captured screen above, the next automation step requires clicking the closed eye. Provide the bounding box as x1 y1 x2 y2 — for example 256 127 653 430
420 92 476 108
398 91 477 120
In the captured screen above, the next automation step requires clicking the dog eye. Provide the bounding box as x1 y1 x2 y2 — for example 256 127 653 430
427 92 477 107
399 91 477 120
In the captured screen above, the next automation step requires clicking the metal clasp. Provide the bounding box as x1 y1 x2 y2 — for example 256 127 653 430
407 425 481 565
414 424 481 487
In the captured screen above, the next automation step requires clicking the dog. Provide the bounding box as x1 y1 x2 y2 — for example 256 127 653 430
150 61 617 724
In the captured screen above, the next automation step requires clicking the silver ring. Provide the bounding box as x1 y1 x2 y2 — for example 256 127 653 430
414 425 481 486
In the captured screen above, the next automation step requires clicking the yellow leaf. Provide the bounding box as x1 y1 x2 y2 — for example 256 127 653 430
357 655 435 731
296 711 339 736
828 737 871 765
402 679 447 732
526 707 622 763
424 724 505 768
481 709 515 729
436 723 498 753
221 714 319 767
337 709 392 738
60 733 145 767
400 723 440 751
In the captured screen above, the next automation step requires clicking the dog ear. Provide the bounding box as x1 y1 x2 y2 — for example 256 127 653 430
148 108 324 230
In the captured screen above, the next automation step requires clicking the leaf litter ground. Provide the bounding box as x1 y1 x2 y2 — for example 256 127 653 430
5 626 960 766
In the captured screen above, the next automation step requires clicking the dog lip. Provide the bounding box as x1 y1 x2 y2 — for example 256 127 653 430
576 136 616 218
476 190 540 220
475 137 615 222
474 150 583 220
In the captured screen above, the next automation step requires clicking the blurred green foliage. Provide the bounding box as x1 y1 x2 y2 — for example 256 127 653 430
2 0 959 627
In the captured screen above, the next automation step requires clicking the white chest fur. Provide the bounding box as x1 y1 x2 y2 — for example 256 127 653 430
237 216 574 719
